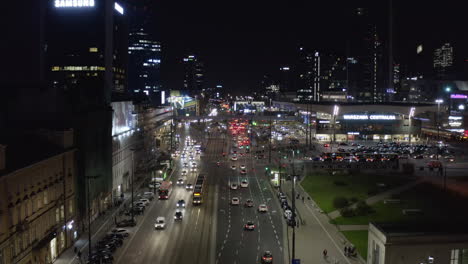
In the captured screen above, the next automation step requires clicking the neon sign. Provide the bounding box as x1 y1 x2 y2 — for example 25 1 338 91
55 0 95 7
451 94 468 99
343 114 396 120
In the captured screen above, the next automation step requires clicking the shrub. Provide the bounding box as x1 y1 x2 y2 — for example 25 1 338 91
340 207 355 217
333 196 349 209
367 187 379 196
349 197 359 203
355 201 373 216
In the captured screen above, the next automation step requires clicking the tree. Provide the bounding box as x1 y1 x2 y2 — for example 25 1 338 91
333 196 349 209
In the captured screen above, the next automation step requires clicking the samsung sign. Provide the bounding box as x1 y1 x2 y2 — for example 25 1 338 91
55 0 95 7
343 114 396 120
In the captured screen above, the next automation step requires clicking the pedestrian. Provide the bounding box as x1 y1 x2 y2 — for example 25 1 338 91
302 196 305 203
323 249 328 258
344 246 348 256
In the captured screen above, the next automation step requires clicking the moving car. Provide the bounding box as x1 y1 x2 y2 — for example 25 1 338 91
174 211 183 221
176 199 186 208
230 183 238 190
177 178 184 185
231 197 240 205
231 165 236 170
154 217 166 229
261 251 273 263
181 170 187 176
240 169 247 175
231 156 238 161
258 204 268 213
185 183 193 190
284 209 292 219
240 164 246 170
244 221 255 231
244 199 254 207
240 180 248 188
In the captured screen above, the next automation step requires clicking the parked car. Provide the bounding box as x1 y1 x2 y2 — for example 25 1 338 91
116 219 136 227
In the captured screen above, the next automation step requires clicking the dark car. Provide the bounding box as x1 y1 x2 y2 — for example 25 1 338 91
244 199 254 207
125 206 144 216
176 199 186 208
244 221 255 231
174 211 183 221
339 142 348 146
261 251 273 263
116 219 136 227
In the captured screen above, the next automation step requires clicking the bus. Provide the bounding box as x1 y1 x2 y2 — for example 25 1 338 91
158 181 173 200
193 174 206 205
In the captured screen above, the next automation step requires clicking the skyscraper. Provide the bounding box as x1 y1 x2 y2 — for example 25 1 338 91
47 0 129 103
183 55 204 93
433 43 454 80
347 7 385 103
128 29 162 95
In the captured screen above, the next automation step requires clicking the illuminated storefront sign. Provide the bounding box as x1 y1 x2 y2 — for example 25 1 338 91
449 116 463 120
343 114 396 120
347 132 360 135
450 94 468 99
55 0 95 7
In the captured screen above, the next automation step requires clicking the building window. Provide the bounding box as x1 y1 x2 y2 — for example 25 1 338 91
89 47 98 53
0 248 4 264
60 205 65 220
69 200 73 215
451 249 460 264
44 190 48 205
55 208 60 223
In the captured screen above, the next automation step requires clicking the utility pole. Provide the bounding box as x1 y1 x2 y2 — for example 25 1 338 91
291 175 297 261
269 118 272 164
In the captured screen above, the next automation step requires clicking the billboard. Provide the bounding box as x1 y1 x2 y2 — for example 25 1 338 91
112 101 136 136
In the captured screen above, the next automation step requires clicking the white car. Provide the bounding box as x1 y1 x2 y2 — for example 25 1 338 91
230 183 238 190
284 209 292 219
231 197 240 205
258 204 268 213
231 156 238 161
240 165 246 170
139 199 150 206
155 217 166 229
143 192 154 200
231 165 236 170
240 180 248 188
240 169 247 175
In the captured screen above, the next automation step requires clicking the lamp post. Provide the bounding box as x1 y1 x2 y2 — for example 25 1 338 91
130 148 136 223
435 99 443 160
332 105 340 151
291 175 297 261
408 107 415 145
86 175 100 256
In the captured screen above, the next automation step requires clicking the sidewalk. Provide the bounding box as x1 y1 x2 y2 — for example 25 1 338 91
54 177 148 264
281 179 365 264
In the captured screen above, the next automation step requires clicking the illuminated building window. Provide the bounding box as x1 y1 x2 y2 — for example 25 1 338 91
89 47 98 52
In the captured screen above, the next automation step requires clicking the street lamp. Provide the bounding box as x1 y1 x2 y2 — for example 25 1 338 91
435 99 443 160
408 107 415 145
332 105 340 150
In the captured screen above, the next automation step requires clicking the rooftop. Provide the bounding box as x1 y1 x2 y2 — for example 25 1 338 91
371 222 468 237
0 132 72 177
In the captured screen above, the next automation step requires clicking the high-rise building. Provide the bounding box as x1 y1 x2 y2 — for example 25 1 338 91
433 43 454 80
128 29 162 95
347 7 385 103
279 66 293 93
47 0 129 102
296 47 314 102
44 0 127 221
183 55 204 93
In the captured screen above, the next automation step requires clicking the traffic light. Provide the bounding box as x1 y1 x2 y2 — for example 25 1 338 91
265 167 269 171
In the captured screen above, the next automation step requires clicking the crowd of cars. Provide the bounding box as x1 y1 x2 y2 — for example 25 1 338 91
314 141 456 165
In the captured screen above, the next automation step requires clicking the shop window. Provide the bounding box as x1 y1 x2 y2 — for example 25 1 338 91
451 249 459 264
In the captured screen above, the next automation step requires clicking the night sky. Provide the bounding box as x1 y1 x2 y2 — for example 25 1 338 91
151 0 466 94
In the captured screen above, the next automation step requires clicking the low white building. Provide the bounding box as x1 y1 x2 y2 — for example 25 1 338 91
368 222 468 264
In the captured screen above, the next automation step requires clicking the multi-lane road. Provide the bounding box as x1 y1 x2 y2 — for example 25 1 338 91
111 122 286 264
